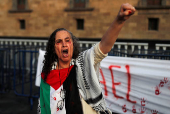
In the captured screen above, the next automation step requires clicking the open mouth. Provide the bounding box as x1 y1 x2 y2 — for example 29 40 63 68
62 49 68 57
63 49 68 54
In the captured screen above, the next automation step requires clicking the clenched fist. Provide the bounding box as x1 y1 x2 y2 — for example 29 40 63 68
117 3 136 22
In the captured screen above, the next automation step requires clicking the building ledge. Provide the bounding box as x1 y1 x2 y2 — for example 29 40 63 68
8 9 32 13
65 8 94 12
135 6 170 10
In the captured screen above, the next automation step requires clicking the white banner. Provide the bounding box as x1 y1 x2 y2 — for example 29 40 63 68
99 56 170 114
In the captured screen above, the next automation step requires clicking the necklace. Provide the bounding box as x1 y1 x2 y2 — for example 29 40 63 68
57 64 71 111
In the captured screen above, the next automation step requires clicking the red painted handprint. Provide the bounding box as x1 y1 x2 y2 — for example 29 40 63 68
122 104 127 113
155 86 161 95
139 107 146 114
132 105 136 113
141 98 146 106
168 82 170 91
159 80 164 87
164 77 169 84
151 110 158 114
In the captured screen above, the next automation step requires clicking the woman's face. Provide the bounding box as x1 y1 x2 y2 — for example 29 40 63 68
55 30 73 64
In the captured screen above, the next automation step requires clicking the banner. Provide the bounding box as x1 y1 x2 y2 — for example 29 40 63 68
100 56 170 114
35 49 45 87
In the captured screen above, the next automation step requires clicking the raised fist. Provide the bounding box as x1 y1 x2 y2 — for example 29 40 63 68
117 3 136 22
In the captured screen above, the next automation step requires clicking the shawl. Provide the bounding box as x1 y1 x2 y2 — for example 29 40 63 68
76 46 107 113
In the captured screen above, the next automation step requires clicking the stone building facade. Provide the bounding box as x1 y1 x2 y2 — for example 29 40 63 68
0 0 170 46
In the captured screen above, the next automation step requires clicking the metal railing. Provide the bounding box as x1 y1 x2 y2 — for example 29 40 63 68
0 45 42 109
13 50 39 109
109 48 170 60
0 48 12 93
0 39 149 55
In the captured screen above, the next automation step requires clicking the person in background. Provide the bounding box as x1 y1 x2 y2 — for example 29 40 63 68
38 3 136 114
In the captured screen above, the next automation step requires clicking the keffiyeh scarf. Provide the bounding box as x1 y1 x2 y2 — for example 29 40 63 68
76 47 109 113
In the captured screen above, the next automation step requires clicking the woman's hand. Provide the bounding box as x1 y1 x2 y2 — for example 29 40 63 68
117 3 136 22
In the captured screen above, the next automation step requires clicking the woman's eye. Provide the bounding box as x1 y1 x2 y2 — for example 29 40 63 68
56 40 61 44
66 40 70 42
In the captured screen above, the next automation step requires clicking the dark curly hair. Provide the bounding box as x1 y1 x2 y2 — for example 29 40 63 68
42 28 80 82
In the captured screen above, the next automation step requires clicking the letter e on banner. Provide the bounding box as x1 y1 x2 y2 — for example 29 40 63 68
109 65 123 99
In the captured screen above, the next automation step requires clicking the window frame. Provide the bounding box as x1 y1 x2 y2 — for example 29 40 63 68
147 0 162 6
74 0 86 8
148 18 159 31
9 0 32 13
19 19 26 30
65 0 94 12
76 19 84 30
135 0 169 10
17 0 26 10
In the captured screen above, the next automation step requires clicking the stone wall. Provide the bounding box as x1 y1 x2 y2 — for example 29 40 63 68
0 0 169 41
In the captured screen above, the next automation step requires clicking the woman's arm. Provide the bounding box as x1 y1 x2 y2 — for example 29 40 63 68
100 3 136 54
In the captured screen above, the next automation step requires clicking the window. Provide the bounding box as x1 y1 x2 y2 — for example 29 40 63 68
9 0 32 13
17 0 26 10
65 0 94 12
74 0 85 8
148 18 159 30
19 20 26 29
147 0 162 6
77 19 84 30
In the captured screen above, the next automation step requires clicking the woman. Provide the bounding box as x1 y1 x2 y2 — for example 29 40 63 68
39 3 136 114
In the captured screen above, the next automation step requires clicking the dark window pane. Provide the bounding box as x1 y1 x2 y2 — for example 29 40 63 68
17 0 26 10
75 0 79 3
147 0 153 5
18 0 25 4
75 0 85 3
77 19 84 30
74 0 85 8
148 18 159 30
20 20 26 29
147 0 162 6
154 0 162 5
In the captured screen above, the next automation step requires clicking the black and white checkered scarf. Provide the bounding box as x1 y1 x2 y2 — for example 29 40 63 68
76 47 111 114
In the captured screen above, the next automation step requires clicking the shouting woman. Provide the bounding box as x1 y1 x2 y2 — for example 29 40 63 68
38 3 136 114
